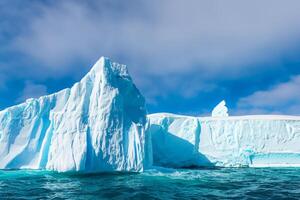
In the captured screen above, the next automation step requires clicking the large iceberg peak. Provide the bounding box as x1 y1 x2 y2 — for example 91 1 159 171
0 56 148 172
86 57 131 80
211 100 229 117
82 56 146 124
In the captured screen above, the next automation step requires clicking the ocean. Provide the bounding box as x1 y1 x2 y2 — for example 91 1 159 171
1 168 300 199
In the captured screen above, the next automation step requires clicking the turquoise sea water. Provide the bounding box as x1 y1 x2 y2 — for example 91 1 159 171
1 168 300 199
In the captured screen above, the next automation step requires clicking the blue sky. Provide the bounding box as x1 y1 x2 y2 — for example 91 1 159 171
1 0 300 115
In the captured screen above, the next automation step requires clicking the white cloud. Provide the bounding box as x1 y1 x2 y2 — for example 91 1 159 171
237 75 300 115
4 0 300 101
17 81 48 102
13 0 300 71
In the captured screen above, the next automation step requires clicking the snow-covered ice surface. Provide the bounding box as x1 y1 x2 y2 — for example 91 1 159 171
148 113 300 168
0 57 149 172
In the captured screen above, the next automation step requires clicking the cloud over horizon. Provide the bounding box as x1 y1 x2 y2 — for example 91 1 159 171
1 0 300 114
237 75 300 115
16 81 48 103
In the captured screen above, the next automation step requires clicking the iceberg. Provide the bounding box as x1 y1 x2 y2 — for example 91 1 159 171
212 100 229 117
1 57 300 172
0 57 150 172
148 113 300 168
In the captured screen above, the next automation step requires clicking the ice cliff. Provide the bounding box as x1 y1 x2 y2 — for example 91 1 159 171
0 57 149 172
148 113 300 168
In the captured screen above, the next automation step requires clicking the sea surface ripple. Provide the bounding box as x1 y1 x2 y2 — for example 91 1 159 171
1 168 300 199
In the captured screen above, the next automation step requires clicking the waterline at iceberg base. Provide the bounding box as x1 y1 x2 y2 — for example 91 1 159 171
1 57 300 172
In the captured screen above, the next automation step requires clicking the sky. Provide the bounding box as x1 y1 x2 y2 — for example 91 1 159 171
1 0 300 116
